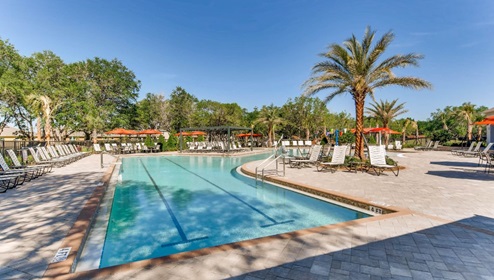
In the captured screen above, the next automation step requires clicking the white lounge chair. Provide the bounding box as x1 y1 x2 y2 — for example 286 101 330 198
476 143 493 165
458 142 482 157
368 145 399 176
289 145 322 168
316 145 348 173
414 140 432 151
394 140 402 150
451 142 475 156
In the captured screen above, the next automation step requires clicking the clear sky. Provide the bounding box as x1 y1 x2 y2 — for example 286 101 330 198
1 0 493 121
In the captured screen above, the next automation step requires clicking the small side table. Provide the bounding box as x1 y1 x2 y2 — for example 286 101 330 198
347 161 368 173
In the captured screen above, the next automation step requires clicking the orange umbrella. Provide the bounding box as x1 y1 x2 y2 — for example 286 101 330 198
138 129 162 135
175 132 192 136
190 131 207 136
475 116 494 125
350 128 374 134
368 127 401 134
105 128 138 135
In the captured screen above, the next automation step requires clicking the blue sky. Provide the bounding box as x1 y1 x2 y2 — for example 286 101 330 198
1 0 493 121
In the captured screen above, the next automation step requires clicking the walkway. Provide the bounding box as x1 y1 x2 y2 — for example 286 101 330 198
1 150 493 279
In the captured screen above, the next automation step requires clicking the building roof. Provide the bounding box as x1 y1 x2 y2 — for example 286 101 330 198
484 107 494 116
0 126 20 138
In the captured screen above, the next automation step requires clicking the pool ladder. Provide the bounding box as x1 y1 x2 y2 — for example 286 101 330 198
255 135 286 183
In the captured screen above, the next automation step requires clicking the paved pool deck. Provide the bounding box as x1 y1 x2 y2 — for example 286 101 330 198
1 149 493 279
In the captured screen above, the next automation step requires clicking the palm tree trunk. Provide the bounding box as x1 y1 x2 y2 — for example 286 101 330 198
92 128 98 144
36 116 42 141
354 96 365 159
467 123 473 141
305 127 310 141
267 126 273 147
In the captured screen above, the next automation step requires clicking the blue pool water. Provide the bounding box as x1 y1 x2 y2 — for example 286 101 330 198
100 154 369 268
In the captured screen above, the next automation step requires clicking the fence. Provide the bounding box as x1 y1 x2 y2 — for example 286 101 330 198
0 139 94 158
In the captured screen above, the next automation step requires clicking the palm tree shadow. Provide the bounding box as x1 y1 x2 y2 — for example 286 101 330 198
430 161 480 168
426 169 494 180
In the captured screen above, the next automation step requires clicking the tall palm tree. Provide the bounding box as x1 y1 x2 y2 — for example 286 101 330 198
255 104 283 147
366 99 408 146
303 27 431 159
455 102 476 142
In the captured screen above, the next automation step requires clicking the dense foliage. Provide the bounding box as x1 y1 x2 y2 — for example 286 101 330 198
0 37 489 146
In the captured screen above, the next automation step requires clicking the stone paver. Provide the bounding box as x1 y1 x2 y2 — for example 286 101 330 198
1 149 494 279
0 153 116 279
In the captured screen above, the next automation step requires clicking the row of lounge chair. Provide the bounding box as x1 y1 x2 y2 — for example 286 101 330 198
451 142 494 169
414 140 440 151
94 143 160 154
185 141 245 153
0 144 88 193
286 144 399 176
281 140 313 147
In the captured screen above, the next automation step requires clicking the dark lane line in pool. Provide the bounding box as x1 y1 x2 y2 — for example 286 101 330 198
139 159 208 247
162 157 293 228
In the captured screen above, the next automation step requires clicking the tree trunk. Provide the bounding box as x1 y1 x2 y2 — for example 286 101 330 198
92 128 98 144
305 127 310 141
467 123 473 141
477 126 482 141
354 95 366 159
36 116 42 141
44 108 51 146
267 126 273 147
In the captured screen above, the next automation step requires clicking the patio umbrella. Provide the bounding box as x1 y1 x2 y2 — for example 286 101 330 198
138 129 162 135
350 128 374 134
190 131 207 136
368 127 401 134
475 116 494 125
105 128 138 135
175 132 192 136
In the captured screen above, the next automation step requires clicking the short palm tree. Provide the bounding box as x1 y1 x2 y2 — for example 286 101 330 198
401 118 419 145
455 102 476 141
303 27 431 159
255 104 283 147
366 99 408 146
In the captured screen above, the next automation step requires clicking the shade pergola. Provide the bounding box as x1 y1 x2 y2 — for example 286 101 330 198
178 126 254 152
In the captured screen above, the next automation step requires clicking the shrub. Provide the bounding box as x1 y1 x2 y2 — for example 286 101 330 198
158 135 166 151
166 134 178 151
339 132 355 144
144 135 154 147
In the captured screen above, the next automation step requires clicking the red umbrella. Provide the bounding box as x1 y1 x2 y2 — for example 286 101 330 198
138 129 162 135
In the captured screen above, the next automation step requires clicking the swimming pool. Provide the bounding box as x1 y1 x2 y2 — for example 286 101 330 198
78 153 370 269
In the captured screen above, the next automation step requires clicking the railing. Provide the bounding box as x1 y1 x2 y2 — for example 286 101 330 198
255 135 286 183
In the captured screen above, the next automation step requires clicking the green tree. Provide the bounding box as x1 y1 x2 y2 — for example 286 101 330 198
303 27 431 159
136 93 169 130
24 51 66 144
0 38 23 135
71 58 140 142
168 87 197 131
255 104 283 147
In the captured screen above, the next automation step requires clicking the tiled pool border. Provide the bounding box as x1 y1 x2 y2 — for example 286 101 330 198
43 154 409 279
